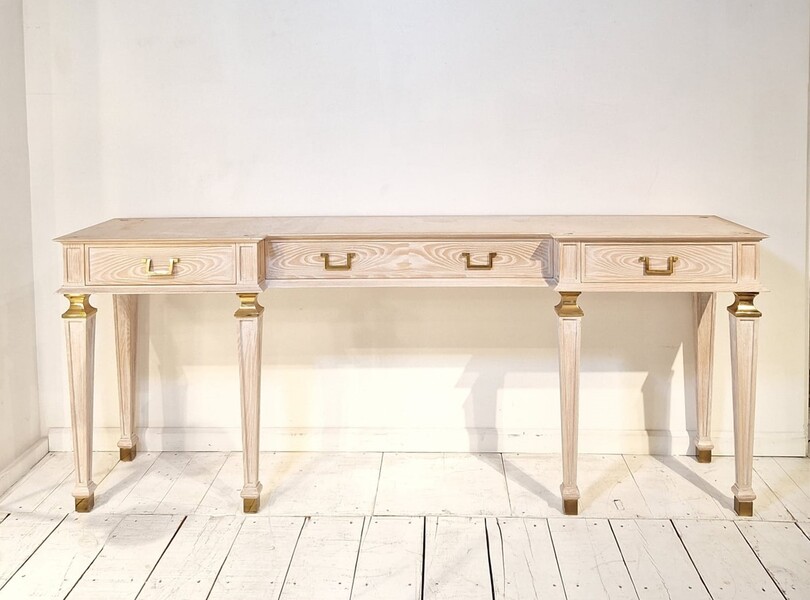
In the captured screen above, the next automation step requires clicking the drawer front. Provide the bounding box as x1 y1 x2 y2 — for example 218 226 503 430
266 240 551 280
583 243 735 283
87 245 237 285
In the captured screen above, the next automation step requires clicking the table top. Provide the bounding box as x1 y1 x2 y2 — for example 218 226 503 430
56 215 766 243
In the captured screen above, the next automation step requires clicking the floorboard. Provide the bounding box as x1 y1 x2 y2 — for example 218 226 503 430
154 451 228 514
0 513 65 590
65 514 184 600
736 521 810 600
486 517 566 600
0 513 122 599
611 519 710 599
0 452 808 599
262 452 382 516
137 515 243 600
673 520 783 599
504 454 651 518
0 453 74 512
208 516 304 600
279 516 364 600
351 516 423 600
423 516 492 600
624 455 726 519
35 451 119 514
111 452 193 514
92 451 161 513
754 457 810 522
196 452 244 516
548 518 638 600
376 453 511 516
673 456 791 521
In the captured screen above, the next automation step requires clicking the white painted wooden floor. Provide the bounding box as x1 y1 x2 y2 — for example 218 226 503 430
0 452 809 599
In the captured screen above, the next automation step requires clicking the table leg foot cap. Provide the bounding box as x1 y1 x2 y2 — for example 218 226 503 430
75 495 95 512
563 499 578 515
696 449 712 463
120 446 137 462
734 498 754 517
243 498 260 513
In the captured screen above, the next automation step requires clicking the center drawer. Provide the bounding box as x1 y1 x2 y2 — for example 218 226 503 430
86 245 237 286
266 240 552 280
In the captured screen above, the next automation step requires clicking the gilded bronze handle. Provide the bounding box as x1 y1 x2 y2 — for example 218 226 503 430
320 252 356 271
462 252 497 270
143 257 179 277
638 255 678 276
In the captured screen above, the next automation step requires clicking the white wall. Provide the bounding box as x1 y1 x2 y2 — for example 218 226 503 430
0 0 45 490
24 1 809 455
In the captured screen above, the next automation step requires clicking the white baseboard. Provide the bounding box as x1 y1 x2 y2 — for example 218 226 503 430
0 438 49 497
47 427 808 457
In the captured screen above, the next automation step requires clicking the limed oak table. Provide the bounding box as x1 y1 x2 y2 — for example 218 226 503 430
56 216 765 515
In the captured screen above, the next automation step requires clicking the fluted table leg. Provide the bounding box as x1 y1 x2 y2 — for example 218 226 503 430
235 293 264 513
556 291 583 516
63 294 97 512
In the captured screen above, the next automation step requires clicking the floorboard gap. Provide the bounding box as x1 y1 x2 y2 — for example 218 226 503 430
205 515 246 600
0 512 69 592
734 520 791 599
608 519 642 599
347 516 366 599
278 515 308 596
133 514 187 600
483 517 497 600
671 519 713 598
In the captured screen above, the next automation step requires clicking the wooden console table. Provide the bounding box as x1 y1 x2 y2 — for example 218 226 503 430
56 216 765 516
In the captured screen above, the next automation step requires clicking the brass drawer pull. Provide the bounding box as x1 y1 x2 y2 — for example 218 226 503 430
638 255 678 276
320 252 356 271
143 257 179 277
462 252 497 270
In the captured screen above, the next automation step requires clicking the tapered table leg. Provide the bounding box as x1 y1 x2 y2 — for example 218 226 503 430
693 292 716 463
235 293 264 513
556 292 583 516
728 292 761 517
63 294 97 512
114 295 139 461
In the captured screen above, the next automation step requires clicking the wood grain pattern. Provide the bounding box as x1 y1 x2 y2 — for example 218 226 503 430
674 520 783 599
137 515 243 600
280 517 364 600
583 243 735 283
63 244 85 285
487 518 566 600
729 308 760 511
738 243 759 284
0 514 123 599
113 295 138 457
352 517 424 600
737 521 810 599
65 515 183 600
55 215 767 243
423 517 492 600
236 300 263 510
558 310 582 513
693 292 716 459
87 244 237 285
0 513 64 588
555 242 580 284
611 519 710 599
548 519 636 600
208 517 304 600
266 239 552 280
64 310 97 507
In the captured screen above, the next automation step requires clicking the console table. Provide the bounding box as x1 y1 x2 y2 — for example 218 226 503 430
56 216 765 516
